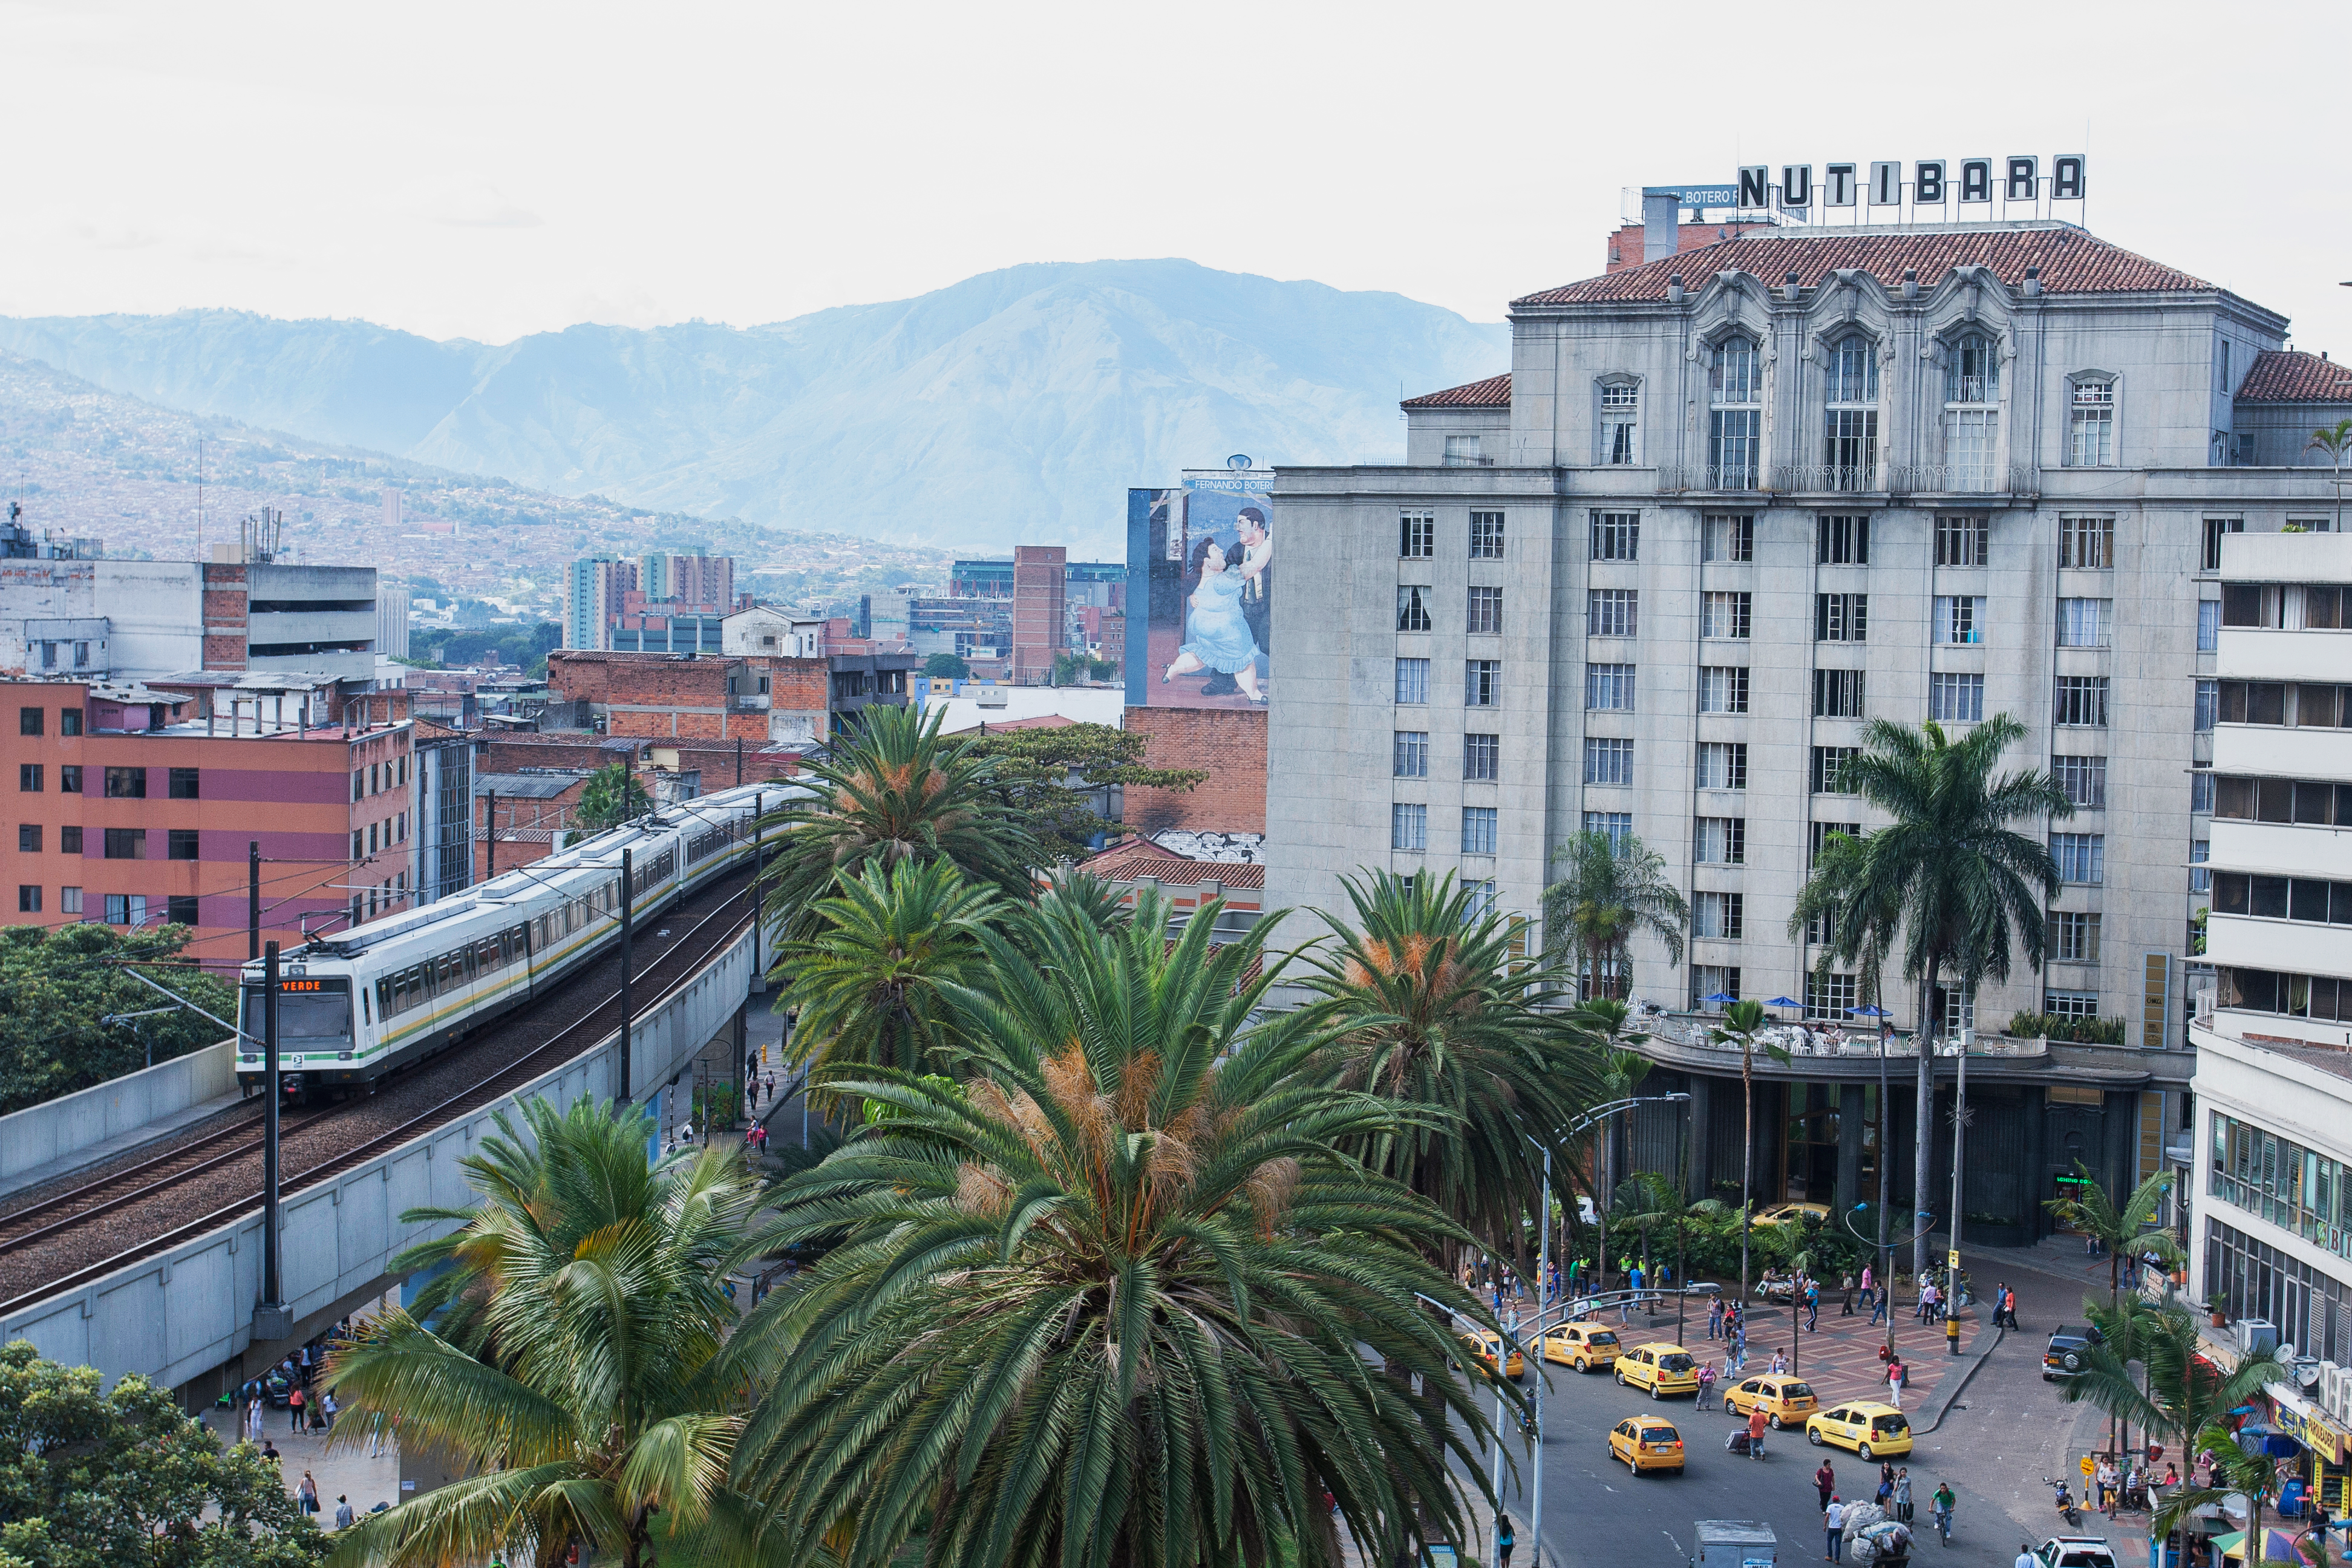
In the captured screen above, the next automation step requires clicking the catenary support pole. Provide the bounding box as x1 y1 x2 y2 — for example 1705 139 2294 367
256 941 287 1338
617 849 634 1106
485 788 497 879
1531 1146 1549 1568
248 841 261 961
1947 1027 1968 1354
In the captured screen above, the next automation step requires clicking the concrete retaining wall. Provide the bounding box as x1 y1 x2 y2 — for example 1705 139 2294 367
1 926 759 1389
0 1040 238 1185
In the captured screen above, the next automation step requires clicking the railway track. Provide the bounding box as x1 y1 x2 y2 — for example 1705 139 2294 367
0 870 763 1316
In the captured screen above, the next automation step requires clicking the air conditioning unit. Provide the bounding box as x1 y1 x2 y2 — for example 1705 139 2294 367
2326 1362 2352 1424
2237 1318 2281 1358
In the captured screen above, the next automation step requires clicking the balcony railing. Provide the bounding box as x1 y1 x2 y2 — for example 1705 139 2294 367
1770 462 1881 494
1658 463 1761 493
1658 462 2040 498
1887 462 2040 497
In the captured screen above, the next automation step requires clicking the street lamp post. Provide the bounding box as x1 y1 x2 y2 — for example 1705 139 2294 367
1945 1027 1971 1354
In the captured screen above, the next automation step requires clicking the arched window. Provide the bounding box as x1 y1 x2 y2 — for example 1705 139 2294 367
1943 332 2001 489
1598 378 1640 465
1823 333 1878 491
2069 377 2117 467
1708 337 1761 490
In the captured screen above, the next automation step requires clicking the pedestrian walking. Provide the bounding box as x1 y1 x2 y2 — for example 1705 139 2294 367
1496 1512 1515 1568
1841 1273 1857 1316
246 1396 264 1444
1770 1347 1787 1375
1875 1471 1894 1509
1709 1298 1725 1339
1806 1280 1821 1333
1896 1468 1914 1521
288 1384 305 1431
1825 1497 1846 1561
367 1412 388 1459
261 1440 281 1465
1815 1460 1837 1511
1697 1362 1716 1409
1860 1263 1875 1309
1870 1281 1889 1326
1748 1405 1769 1461
298 1471 319 1516
321 1389 338 1431
1886 1359 1904 1411
335 1496 355 1530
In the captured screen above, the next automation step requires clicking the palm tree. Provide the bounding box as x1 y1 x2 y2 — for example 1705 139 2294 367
2157 1417 2302 1567
1298 869 1607 1266
1835 716 2073 1275
774 857 998 1089
573 760 652 832
325 1096 773 1568
762 702 1039 939
1542 829 1690 1004
724 887 1511 1568
1588 1035 1653 1291
2045 1162 2186 1312
2310 417 2352 537
1711 998 1788 1309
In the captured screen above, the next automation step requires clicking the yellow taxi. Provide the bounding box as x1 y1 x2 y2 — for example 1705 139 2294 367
1722 1374 1819 1429
1613 1342 1700 1399
1606 1413 1686 1474
1541 1321 1621 1373
1754 1201 1832 1227
1805 1400 1915 1460
1457 1329 1526 1381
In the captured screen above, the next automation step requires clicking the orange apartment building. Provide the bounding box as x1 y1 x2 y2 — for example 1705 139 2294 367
4 679 419 971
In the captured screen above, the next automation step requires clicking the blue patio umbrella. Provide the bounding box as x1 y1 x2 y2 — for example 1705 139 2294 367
1702 991 1740 1004
1764 996 1803 1009
1849 1005 1892 1018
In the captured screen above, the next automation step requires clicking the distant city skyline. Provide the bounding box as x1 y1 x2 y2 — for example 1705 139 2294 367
5 2 2350 356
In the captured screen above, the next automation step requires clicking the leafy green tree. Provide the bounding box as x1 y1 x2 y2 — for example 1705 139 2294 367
1541 829 1689 1003
327 1096 777 1568
0 1340 324 1568
762 702 1039 938
2045 1163 2184 1313
920 652 971 679
0 923 235 1116
724 887 1508 1568
2155 1416 2303 1567
774 857 998 1088
571 761 652 832
959 720 1205 863
1298 869 1605 1263
1833 716 2073 1274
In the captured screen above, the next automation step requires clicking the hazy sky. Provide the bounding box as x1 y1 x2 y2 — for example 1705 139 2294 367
6 1 2349 353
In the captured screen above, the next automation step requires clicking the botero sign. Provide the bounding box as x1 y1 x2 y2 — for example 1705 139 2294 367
1737 157 2086 209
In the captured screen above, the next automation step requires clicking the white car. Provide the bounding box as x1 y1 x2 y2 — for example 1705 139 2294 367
2036 1537 2118 1568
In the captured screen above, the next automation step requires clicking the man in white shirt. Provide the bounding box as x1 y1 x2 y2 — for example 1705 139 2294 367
1824 1498 1846 1562
2016 1546 2038 1568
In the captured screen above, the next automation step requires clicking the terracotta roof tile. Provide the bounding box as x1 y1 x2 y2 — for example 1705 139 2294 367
1401 372 1512 409
1514 224 2213 308
2236 349 2352 403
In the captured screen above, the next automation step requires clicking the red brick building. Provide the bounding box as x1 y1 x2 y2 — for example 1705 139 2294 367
1011 545 1067 685
1120 705 1266 834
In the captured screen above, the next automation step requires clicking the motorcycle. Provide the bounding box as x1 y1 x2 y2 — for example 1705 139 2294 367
2044 1477 2080 1527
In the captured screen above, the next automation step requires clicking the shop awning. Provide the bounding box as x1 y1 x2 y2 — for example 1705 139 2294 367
2265 1382 2350 1465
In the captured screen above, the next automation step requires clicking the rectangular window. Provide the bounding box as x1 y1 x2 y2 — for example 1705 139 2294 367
1817 514 1870 564
2055 676 2109 727
2198 599 2220 652
2220 586 2278 629
1692 965 1744 1011
1584 737 1635 786
1443 434 1483 465
1466 586 1503 635
2049 910 2103 964
15 885 39 913
60 826 81 855
1583 811 1632 849
1929 671 1985 723
1806 972 1859 1019
1812 668 1866 718
163 767 199 800
1464 878 1498 918
103 827 146 860
1703 514 1755 563
16 824 38 853
1711 408 1760 489
59 886 80 915
165 894 199 926
1393 731 1429 779
1811 745 1859 793
2068 384 2115 467
1815 593 1869 642
18 765 41 793
1396 584 1433 632
2192 772 2214 814
1585 663 1636 711
2044 988 2102 1019
1936 595 1984 644
1694 816 1746 864
17 706 42 736
103 893 148 927
1700 666 1751 714
104 766 146 800
59 708 81 737
1394 658 1429 705
1701 591 1753 640
1694 890 1745 940
1696 741 1748 791
1400 512 1434 558
351 768 365 803
2053 755 2107 809
2059 514 2115 569
1462 806 1498 857
1587 589 1638 638
1590 511 1639 561
1935 515 1989 566
1465 660 1500 707
2203 516 2244 572
352 829 364 859
167 828 200 861
1811 820 1861 866
1469 512 1506 559
1391 802 1428 852
1600 383 1639 465
57 765 79 794
2196 679 2219 733
2057 598 2109 648
1463 733 1499 781
2053 832 2106 884
2190 838 2210 893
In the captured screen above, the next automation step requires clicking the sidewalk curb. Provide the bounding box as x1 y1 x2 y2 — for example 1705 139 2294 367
1916 1324 2006 1434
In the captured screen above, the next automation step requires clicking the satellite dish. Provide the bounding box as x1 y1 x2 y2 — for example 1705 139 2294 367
2298 1358 2324 1390
1226 454 1253 470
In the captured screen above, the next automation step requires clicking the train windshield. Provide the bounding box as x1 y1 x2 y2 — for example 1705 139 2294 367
239 979 354 1048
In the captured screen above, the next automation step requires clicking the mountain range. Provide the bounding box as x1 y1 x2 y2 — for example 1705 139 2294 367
0 261 1509 555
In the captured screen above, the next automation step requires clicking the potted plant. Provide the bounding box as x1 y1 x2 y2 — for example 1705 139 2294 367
2206 1294 2229 1329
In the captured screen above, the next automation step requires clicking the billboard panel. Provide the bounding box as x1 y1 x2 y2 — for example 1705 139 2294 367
1125 468 1271 710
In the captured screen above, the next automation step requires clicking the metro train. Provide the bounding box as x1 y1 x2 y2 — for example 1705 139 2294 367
234 781 795 1100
